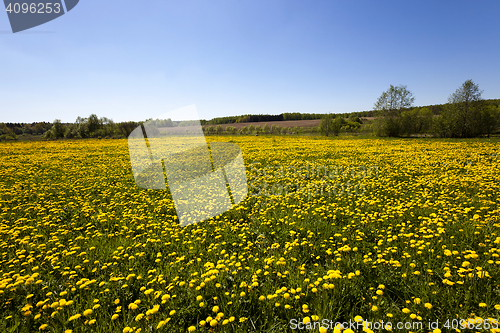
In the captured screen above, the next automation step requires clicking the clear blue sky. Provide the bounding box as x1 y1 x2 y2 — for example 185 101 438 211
1 0 499 122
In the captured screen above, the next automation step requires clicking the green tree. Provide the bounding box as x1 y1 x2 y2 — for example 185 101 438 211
436 80 485 138
0 123 12 135
226 126 237 134
374 85 415 137
22 123 33 135
43 130 54 139
98 117 116 137
51 119 65 138
319 114 333 136
341 120 361 132
332 116 344 136
400 107 433 136
117 121 139 138
75 116 89 138
348 114 362 124
87 114 101 135
449 79 483 138
481 105 500 137
64 124 78 139
262 123 270 134
33 123 44 135
271 124 280 134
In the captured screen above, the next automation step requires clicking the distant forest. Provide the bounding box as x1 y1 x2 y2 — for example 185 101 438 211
197 105 449 125
1 99 499 141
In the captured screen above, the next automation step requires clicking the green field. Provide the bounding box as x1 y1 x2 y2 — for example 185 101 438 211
1 136 500 333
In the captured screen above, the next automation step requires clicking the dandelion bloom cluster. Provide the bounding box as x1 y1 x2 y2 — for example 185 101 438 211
1 137 500 332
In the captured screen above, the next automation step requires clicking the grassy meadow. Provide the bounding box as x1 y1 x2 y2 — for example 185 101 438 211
1 136 500 332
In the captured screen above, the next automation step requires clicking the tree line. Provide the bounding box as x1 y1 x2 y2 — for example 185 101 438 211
203 123 322 135
199 110 377 125
43 115 142 139
1 79 498 140
317 80 499 138
1 111 370 141
367 80 500 138
0 122 52 140
202 114 364 136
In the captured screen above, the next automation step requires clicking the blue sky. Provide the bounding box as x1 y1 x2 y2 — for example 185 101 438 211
1 0 499 122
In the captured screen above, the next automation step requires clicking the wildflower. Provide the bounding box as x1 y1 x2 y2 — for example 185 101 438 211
69 314 81 321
